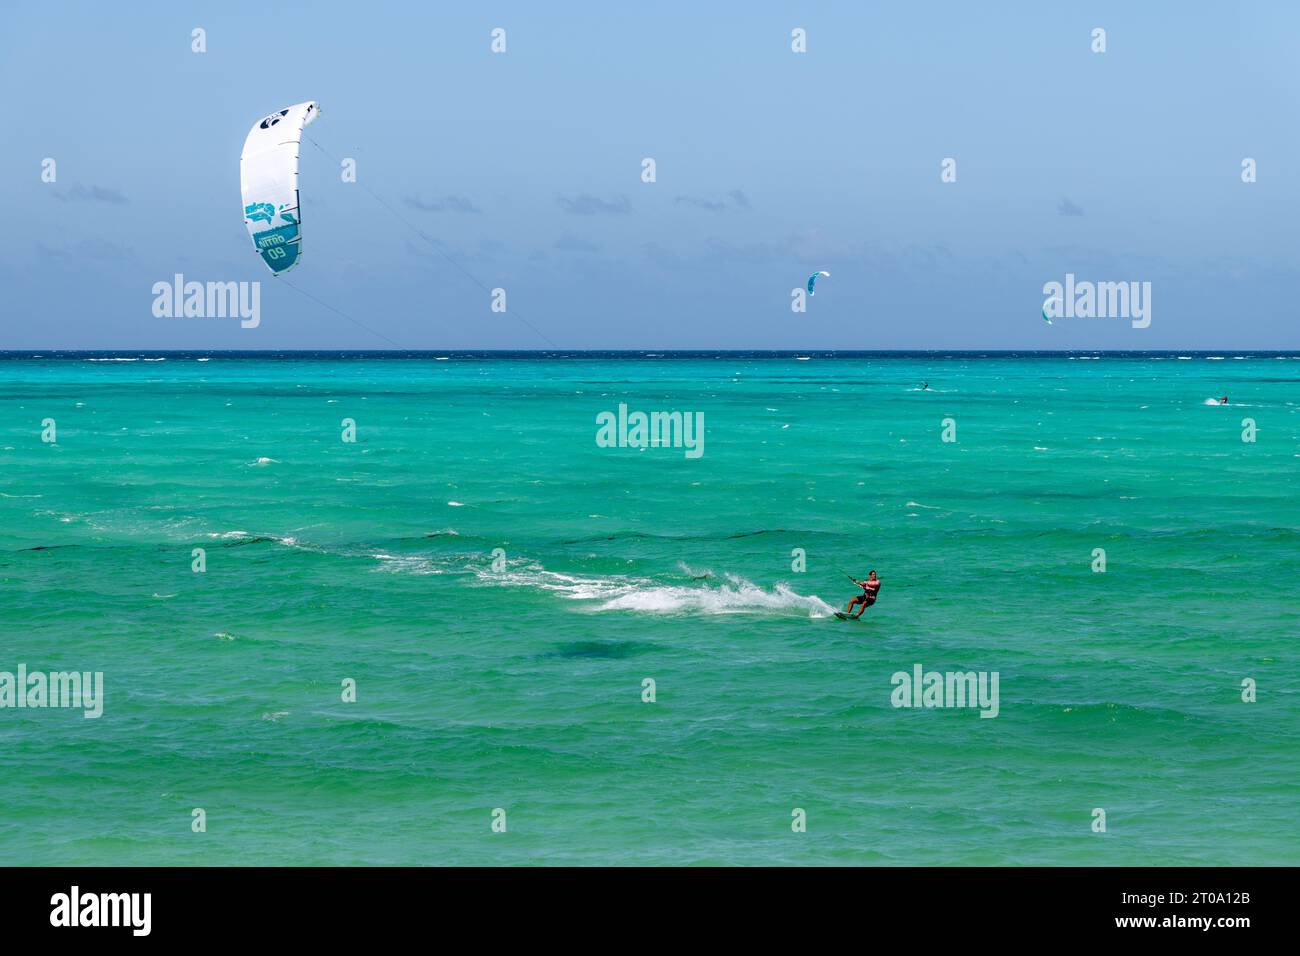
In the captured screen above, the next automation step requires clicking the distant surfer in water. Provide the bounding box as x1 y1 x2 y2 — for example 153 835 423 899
845 571 881 618
1220 395 1228 405
921 382 930 391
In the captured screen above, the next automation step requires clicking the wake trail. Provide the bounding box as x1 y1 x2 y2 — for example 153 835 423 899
465 560 836 619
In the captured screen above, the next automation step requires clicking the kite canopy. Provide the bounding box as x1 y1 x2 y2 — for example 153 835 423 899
1042 295 1060 324
240 102 320 275
807 270 830 296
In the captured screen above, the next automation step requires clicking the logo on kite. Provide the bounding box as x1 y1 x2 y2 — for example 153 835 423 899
259 110 289 130
243 202 275 226
807 271 830 296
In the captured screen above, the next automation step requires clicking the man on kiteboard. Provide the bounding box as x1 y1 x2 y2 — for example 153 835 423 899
845 571 881 618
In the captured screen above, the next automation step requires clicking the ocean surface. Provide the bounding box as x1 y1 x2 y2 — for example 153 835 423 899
1 352 1297 866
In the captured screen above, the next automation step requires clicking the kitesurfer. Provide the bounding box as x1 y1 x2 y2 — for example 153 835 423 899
845 571 881 618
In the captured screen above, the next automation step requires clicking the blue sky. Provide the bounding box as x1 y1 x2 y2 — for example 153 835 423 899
1 0 1298 349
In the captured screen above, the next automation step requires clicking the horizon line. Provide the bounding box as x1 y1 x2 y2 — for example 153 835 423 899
2 349 1297 358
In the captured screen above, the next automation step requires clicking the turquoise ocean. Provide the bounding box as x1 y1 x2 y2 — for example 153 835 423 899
1 352 1297 866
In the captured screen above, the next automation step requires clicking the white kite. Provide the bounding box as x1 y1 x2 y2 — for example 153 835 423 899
240 102 320 275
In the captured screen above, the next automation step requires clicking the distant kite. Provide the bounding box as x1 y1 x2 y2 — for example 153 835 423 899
1042 296 1060 325
807 270 830 296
